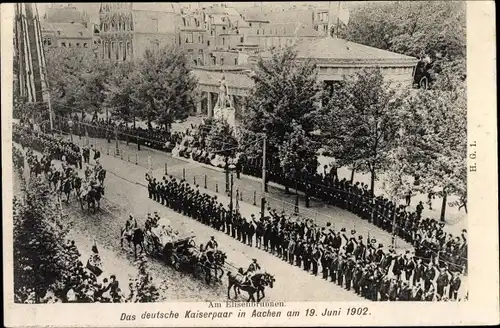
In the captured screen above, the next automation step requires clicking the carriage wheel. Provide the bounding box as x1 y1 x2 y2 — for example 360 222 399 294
144 238 155 256
172 255 180 270
194 262 205 278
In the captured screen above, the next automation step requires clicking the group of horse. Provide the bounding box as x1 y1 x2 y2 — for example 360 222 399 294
120 221 276 302
24 149 107 213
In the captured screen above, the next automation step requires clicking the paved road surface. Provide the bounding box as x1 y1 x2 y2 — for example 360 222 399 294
17 144 365 301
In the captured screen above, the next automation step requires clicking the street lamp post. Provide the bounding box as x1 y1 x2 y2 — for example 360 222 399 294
228 163 236 220
106 107 110 143
291 167 299 214
68 120 74 143
261 127 267 220
225 156 230 193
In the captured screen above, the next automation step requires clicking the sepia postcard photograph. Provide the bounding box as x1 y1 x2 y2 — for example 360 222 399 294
2 1 498 327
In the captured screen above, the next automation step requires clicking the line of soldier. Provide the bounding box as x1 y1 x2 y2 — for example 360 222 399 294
57 116 185 152
14 124 82 169
145 122 467 276
53 117 464 273
146 173 465 302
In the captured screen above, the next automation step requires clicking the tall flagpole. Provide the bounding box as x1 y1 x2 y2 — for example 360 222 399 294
327 1 332 37
336 1 341 38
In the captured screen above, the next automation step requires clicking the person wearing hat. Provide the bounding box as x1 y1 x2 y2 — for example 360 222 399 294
124 213 137 237
206 236 218 251
448 271 461 300
243 258 260 288
247 219 256 247
436 266 450 298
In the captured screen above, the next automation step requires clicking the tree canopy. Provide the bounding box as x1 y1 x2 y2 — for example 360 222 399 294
341 1 466 90
317 68 403 195
45 47 111 116
241 47 321 170
134 46 198 130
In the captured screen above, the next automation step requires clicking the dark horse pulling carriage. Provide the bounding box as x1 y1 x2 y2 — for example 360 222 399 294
141 232 227 285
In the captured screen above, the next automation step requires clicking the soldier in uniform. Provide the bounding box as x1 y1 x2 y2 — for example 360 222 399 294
344 256 354 291
448 272 461 300
247 219 255 247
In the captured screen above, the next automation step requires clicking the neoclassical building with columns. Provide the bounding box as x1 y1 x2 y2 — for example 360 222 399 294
191 37 418 120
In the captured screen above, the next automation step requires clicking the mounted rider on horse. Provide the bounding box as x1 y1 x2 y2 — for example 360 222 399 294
243 258 261 288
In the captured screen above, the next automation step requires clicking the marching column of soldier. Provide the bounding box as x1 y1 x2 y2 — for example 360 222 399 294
147 172 466 302
13 123 107 207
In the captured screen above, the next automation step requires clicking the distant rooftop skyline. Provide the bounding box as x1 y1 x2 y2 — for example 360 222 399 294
38 2 355 24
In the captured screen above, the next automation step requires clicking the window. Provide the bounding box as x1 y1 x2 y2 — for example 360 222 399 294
111 41 115 59
207 40 211 46
193 59 198 65
76 43 80 47
198 34 203 43
119 42 123 60
61 41 66 47
234 58 238 65
249 22 252 27
68 42 72 47
151 40 160 51
152 18 158 32
211 56 216 65
240 36 244 43
126 41 132 60
210 30 214 36
186 33 193 43
222 37 225 46
257 29 259 35
220 58 224 65
57 30 61 35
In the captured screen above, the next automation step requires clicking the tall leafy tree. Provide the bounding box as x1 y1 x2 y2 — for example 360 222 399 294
317 68 403 196
341 1 466 90
241 46 321 170
104 61 142 127
396 79 467 221
135 46 198 131
205 118 239 157
13 177 73 302
45 47 111 118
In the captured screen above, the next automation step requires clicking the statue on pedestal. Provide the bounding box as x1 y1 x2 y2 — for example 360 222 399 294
213 75 236 128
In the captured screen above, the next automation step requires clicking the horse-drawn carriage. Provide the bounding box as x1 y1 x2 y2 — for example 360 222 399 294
140 221 226 284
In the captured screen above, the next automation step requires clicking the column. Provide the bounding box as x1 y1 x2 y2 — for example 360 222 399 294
207 91 213 118
196 95 202 115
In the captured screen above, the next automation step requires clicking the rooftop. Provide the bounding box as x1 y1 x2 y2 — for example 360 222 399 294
132 3 180 13
41 21 92 39
43 6 86 24
258 37 418 64
193 69 254 90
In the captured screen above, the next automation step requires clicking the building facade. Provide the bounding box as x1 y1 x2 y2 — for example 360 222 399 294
93 3 418 120
98 3 181 62
40 5 93 49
